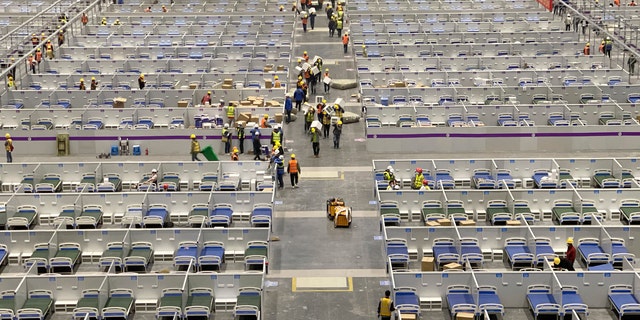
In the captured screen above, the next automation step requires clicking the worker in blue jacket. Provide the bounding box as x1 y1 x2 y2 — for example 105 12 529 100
284 95 293 123
293 87 305 111
275 155 285 189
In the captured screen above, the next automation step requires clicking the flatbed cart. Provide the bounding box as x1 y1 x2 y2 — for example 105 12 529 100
327 198 345 220
333 206 352 228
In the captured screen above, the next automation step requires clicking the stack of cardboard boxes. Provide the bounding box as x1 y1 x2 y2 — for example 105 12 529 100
221 79 233 89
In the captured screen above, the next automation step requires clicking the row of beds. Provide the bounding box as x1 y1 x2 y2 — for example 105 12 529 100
0 286 262 320
386 238 484 271
13 172 274 193
3 116 185 131
16 240 268 275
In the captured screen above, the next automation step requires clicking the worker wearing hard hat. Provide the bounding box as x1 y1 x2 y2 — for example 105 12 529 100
553 256 575 271
90 77 98 90
412 168 425 190
310 127 320 157
79 78 86 90
287 154 301 188
383 166 396 182
190 134 201 161
566 237 576 265
4 133 13 163
260 114 269 128
201 91 212 105
284 94 293 123
138 74 146 90
273 75 281 88
332 119 343 149
236 122 245 154
583 42 590 56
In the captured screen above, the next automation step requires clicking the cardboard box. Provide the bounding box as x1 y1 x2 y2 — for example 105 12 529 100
275 113 283 123
436 218 452 226
240 100 252 106
221 84 233 89
177 100 190 108
459 220 476 226
250 116 259 123
421 257 434 271
189 83 198 89
238 113 251 122
426 221 440 227
443 262 463 270
506 220 522 226
400 314 416 320
456 312 474 320
113 97 127 108
277 65 285 71
223 78 233 85
264 79 273 89
253 100 264 107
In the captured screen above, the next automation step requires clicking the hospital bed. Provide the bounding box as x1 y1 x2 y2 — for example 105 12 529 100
245 241 268 272
122 204 143 227
446 285 477 318
217 174 240 191
532 169 558 188
504 237 534 270
199 241 225 272
551 200 581 225
250 203 272 227
386 239 410 271
124 241 154 273
421 200 445 222
210 203 233 227
73 289 100 320
432 238 460 270
50 242 82 274
435 169 455 189
76 173 98 192
18 174 34 193
137 174 158 192
188 203 209 227
621 169 637 188
77 205 104 229
620 199 640 224
526 285 561 320
532 237 557 267
101 289 134 320
184 287 214 320
24 243 50 274
0 290 16 320
160 172 181 191
472 169 497 189
143 204 169 228
486 200 511 225
256 180 273 191
513 200 535 223
16 290 54 320
198 173 217 191
558 169 578 188
35 173 62 193
496 169 516 189
611 239 635 269
54 205 76 229
580 200 603 225
608 284 640 320
0 245 8 272
379 200 402 227
446 200 469 224
477 286 504 318
174 241 198 272
97 174 123 192
561 286 588 318
8 205 38 230
156 288 183 320
577 238 611 267
234 287 261 320
100 242 128 272
459 238 483 269
84 118 104 130
393 288 420 318
593 169 622 188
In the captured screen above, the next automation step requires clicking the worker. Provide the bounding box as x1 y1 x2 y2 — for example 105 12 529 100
631 0 637 5
564 13 572 31
8 57 15 79
287 154 301 188
377 290 395 320
553 257 575 271
333 120 342 149
31 34 39 48
328 13 337 37
420 179 431 191
310 127 320 157
260 114 269 128
274 75 281 88
294 86 305 111
322 111 331 138
225 102 235 126
304 105 315 132
138 74 146 90
201 91 212 105
231 146 239 161
336 11 344 37
4 133 13 163
614 0 620 5
333 104 344 120
35 48 42 65
143 169 159 187
44 40 54 59
314 57 323 82
221 123 231 154
284 94 293 123
27 55 36 74
190 134 201 161
6 75 15 90
583 42 590 55
279 5 284 11
275 155 285 189
323 69 330 93
566 237 576 265
308 6 316 30
79 78 86 90
302 51 309 62
412 168 424 190
101 17 107 25
81 13 88 26
342 32 350 54
291 2 300 14
316 99 326 122
251 124 264 161
362 44 368 57
271 126 281 147
218 99 225 108
387 180 400 190
162 5 168 12
296 75 304 89
90 77 98 90
236 123 245 154
308 66 317 94
301 13 308 32
326 4 333 19
144 6 151 12
628 54 637 74
383 166 396 182
58 31 64 46
604 36 613 58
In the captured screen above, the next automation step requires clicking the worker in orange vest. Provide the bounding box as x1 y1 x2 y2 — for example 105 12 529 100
287 154 301 188
35 48 42 65
44 40 54 59
342 32 350 54
81 13 88 25
31 34 39 48
301 13 308 32
27 54 36 74
583 42 590 55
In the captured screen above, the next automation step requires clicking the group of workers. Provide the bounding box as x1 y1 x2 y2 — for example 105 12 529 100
382 166 432 190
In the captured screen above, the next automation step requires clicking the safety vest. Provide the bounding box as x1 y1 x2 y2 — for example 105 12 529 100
237 127 245 139
413 173 424 189
272 131 281 144
81 15 88 24
226 105 235 118
342 35 349 45
311 131 319 142
379 298 393 317
322 114 331 125
288 159 298 173
306 110 315 122
222 128 229 141
260 118 268 128
336 19 343 29
7 80 14 88
191 140 200 153
45 43 53 52
334 107 343 118
383 171 395 181
35 51 42 62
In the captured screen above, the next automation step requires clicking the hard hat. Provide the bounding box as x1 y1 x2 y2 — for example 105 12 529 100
42 32 45 36
162 4 166 7
254 124 259 128
5 133 10 138
567 13 571 16
337 120 342 125
423 179 429 185
190 134 196 139
553 257 560 265
140 74 144 78
298 75 302 80
586 43 590 46
311 127 316 132
393 184 400 190
325 68 329 71
387 165 393 170
304 51 307 54
334 105 339 109
274 149 280 155
322 110 327 115
322 99 326 103
91 77 96 80
416 167 423 174
102 17 106 20
274 76 279 80
567 237 574 244
80 78 84 82
291 154 295 158
223 123 229 128
115 18 119 21
297 58 301 63
151 169 157 173
362 45 366 48
207 91 211 94
36 48 40 51
264 114 269 118
233 146 238 153
279 155 284 160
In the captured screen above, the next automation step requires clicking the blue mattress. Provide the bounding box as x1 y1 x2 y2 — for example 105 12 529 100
147 208 168 221
610 293 640 312
395 291 419 309
176 246 198 259
578 243 605 263
434 245 457 257
0 248 7 263
589 263 614 271
528 293 557 310
448 293 474 307
251 207 272 218
505 245 531 259
211 208 233 218
478 292 501 307
201 246 224 259
562 292 584 305
535 244 554 260
387 245 409 256
612 243 629 258
533 173 554 188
